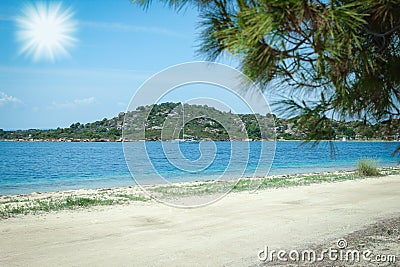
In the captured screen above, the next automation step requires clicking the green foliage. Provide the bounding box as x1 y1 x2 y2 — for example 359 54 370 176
0 194 149 219
0 103 399 141
343 128 356 138
114 194 148 201
0 197 115 219
64 197 114 207
134 0 400 153
357 158 380 176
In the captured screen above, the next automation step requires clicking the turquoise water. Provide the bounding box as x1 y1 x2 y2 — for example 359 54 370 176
0 141 398 195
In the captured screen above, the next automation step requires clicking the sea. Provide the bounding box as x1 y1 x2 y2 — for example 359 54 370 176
0 141 398 195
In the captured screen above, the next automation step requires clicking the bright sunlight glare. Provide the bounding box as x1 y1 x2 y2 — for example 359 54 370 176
15 2 77 62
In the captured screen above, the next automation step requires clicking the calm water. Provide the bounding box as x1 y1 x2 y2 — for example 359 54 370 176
0 141 398 195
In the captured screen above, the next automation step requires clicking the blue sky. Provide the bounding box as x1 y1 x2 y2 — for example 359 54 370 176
0 0 267 130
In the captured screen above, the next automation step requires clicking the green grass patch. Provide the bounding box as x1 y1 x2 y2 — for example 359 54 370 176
0 196 115 219
232 179 252 190
114 194 148 202
0 193 151 219
64 197 114 207
357 158 380 176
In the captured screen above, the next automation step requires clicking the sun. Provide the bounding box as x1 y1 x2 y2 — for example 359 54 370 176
15 2 77 62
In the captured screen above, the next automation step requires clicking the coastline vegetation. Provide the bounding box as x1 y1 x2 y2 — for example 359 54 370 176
150 167 400 198
0 194 149 219
1 167 399 219
357 158 381 176
0 103 399 142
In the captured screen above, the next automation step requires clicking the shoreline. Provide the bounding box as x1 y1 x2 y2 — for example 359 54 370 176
3 166 400 195
1 139 400 142
1 166 399 218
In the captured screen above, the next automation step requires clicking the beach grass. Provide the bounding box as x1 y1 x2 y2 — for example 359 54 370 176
113 194 148 202
357 158 380 176
0 194 148 219
1 167 399 219
148 167 400 198
0 197 114 218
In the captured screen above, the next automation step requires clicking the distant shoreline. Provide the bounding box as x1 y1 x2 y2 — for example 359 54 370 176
1 138 399 143
2 103 399 142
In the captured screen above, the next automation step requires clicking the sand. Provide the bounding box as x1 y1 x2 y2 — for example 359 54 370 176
0 175 399 266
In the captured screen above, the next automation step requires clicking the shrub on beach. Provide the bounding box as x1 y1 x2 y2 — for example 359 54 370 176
357 158 380 176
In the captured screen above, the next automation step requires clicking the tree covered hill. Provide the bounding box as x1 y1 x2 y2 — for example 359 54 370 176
0 102 399 142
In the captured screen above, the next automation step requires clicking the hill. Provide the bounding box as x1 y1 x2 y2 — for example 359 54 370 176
0 102 399 142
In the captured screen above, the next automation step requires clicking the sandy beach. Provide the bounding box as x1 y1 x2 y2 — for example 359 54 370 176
0 174 399 266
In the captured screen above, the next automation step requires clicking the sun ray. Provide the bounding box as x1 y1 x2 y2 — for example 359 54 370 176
15 2 77 62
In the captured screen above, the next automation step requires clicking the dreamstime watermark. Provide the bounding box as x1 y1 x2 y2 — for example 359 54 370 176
258 238 397 264
122 62 276 208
